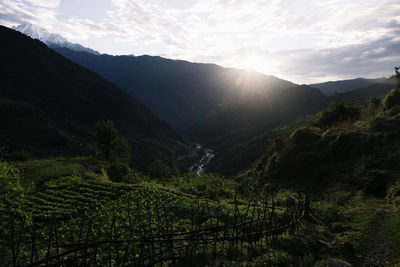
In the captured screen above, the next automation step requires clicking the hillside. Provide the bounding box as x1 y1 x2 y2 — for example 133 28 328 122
228 85 400 264
205 78 396 173
310 77 386 96
2 81 399 266
187 85 328 151
206 116 313 177
0 26 195 170
51 47 295 131
329 77 394 103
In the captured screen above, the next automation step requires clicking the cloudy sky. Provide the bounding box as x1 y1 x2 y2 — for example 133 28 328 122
1 0 399 83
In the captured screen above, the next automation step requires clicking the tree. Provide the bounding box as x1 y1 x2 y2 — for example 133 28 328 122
110 138 131 165
0 162 22 202
95 120 117 161
107 138 132 182
383 67 400 109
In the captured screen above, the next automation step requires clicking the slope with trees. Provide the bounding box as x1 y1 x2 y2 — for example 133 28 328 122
310 77 386 96
328 77 394 103
52 47 295 131
187 85 328 151
0 26 195 170
227 74 400 264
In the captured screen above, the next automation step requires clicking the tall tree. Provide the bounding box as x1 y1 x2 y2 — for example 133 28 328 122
95 120 117 161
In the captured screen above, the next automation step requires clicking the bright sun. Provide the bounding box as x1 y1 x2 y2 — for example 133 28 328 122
238 55 277 75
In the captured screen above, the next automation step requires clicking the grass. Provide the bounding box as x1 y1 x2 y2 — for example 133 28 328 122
17 158 82 189
386 210 400 263
13 157 105 189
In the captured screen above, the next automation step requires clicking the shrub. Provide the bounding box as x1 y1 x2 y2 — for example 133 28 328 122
369 109 400 131
314 102 360 129
107 161 131 182
383 88 400 110
369 97 381 109
175 173 234 199
147 159 179 180
0 162 22 201
289 127 321 145
363 169 391 198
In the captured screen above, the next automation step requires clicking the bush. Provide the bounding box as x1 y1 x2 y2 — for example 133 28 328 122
0 162 22 201
289 127 321 145
314 102 360 129
363 169 391 198
383 88 400 110
107 161 131 182
175 173 234 200
369 109 400 131
369 97 381 109
147 159 179 180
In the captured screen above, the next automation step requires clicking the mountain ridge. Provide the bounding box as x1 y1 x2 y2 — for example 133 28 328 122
0 25 194 170
51 46 296 131
310 77 387 96
13 23 100 55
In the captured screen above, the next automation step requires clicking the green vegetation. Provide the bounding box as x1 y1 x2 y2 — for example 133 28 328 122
2 82 398 265
95 120 118 162
314 102 360 129
227 83 400 264
2 25 400 266
187 85 328 152
0 25 195 172
147 159 180 180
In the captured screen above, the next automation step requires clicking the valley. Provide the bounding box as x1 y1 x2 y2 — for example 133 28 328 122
1 17 400 267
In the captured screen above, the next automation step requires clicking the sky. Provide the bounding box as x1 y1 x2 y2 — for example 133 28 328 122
0 0 400 84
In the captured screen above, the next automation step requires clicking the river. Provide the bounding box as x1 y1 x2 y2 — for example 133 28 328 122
189 144 215 175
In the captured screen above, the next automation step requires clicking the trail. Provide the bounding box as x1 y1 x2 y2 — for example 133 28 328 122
361 200 392 266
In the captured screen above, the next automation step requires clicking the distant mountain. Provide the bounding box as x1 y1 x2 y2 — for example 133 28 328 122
187 85 328 151
310 77 386 96
13 23 100 55
51 47 296 131
328 77 394 103
0 26 194 170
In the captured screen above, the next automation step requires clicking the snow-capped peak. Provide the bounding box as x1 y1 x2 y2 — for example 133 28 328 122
13 23 100 55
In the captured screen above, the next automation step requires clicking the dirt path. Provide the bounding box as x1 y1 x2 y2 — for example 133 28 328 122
361 203 392 266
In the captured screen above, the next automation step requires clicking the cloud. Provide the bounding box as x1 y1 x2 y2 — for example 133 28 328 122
0 0 399 83
258 34 400 83
101 0 189 49
26 0 61 8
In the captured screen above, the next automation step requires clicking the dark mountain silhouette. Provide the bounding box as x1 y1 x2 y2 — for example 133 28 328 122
0 26 194 170
328 77 394 103
310 77 386 96
187 85 328 151
51 47 295 132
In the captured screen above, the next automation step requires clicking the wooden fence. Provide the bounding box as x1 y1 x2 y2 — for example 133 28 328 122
2 190 310 266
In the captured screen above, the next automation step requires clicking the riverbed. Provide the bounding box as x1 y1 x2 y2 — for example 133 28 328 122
189 144 215 175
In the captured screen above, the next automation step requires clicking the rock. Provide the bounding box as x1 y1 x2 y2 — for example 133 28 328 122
316 258 353 267
318 239 333 248
329 258 353 267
